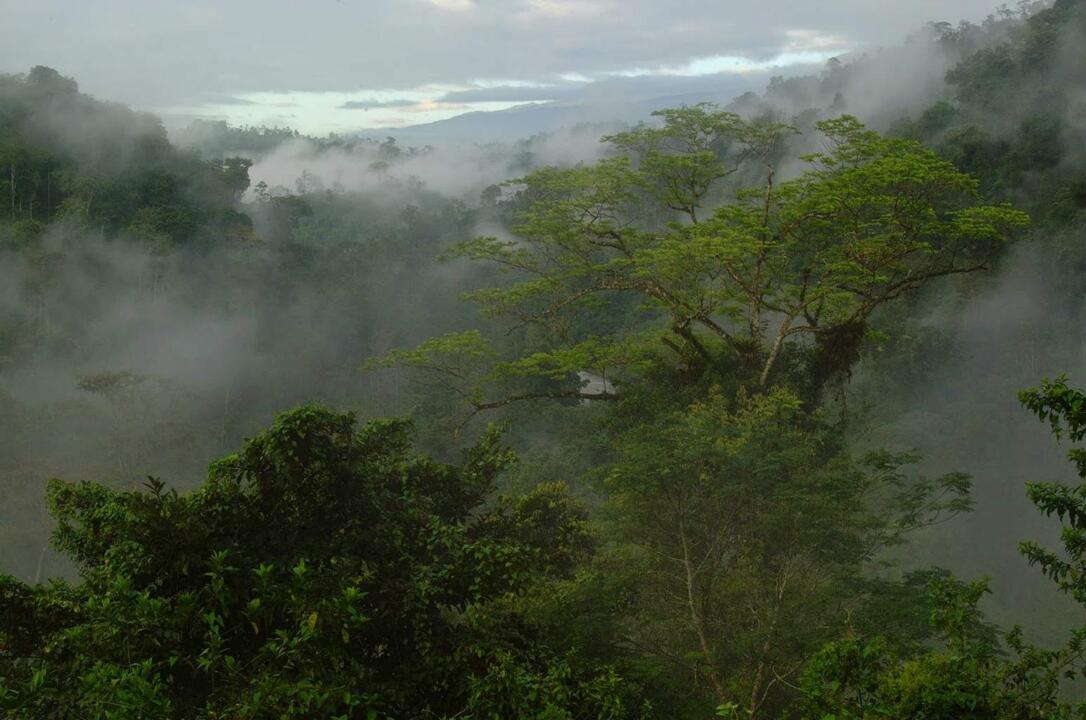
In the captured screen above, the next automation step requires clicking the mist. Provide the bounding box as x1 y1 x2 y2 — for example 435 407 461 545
5 1 1086 716
238 124 612 201
851 237 1086 641
0 205 484 579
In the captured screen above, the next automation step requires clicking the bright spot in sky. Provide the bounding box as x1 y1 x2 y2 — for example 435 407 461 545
159 86 532 135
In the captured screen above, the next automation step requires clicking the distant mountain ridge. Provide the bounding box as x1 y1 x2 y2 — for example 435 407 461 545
354 79 766 143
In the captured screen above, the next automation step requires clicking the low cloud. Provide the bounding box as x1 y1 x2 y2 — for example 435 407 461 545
0 0 1001 122
440 85 564 103
339 98 421 110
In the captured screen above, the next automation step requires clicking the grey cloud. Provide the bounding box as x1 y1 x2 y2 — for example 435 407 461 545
440 86 567 103
439 72 779 105
200 94 258 106
339 98 420 110
0 0 1004 112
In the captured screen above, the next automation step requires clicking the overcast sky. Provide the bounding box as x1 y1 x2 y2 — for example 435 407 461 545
0 0 1004 133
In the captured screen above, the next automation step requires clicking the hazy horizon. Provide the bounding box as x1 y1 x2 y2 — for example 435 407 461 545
1 0 1002 134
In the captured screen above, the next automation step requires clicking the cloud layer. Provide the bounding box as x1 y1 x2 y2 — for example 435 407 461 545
1 0 1002 132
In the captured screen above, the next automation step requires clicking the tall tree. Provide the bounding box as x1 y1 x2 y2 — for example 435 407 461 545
384 109 1027 413
597 386 972 717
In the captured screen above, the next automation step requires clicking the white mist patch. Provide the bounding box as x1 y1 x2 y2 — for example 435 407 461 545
851 238 1086 642
577 370 615 398
246 126 610 201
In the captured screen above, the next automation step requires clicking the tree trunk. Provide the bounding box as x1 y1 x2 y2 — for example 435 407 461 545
680 519 727 702
759 315 794 386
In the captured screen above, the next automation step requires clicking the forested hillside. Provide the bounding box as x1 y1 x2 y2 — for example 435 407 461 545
3 1 1086 717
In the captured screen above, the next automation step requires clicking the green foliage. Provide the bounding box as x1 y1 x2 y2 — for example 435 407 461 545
463 651 648 720
214 157 253 203
367 76 1035 720
897 0 1086 222
1020 378 1086 604
946 0 1086 109
796 573 1083 720
0 406 642 718
592 385 973 716
173 120 303 157
0 67 249 248
401 109 1025 417
798 376 1086 719
8 8 1086 715
602 104 792 224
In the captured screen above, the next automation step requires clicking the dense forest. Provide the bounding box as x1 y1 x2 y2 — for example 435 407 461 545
3 0 1086 717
